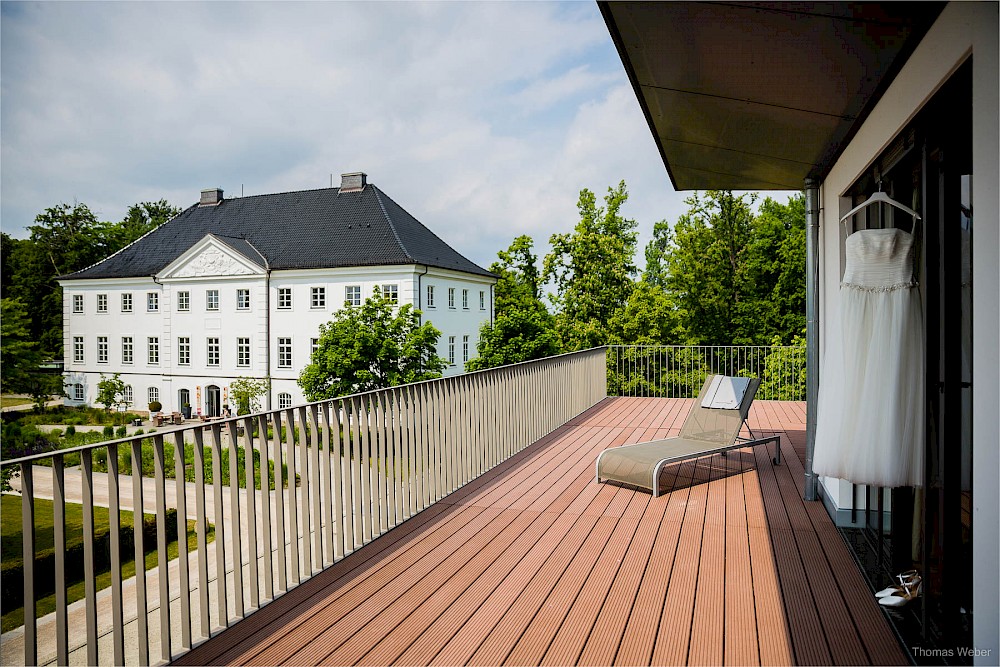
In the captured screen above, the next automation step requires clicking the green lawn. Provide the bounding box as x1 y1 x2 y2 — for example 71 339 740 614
1 395 34 408
0 494 214 632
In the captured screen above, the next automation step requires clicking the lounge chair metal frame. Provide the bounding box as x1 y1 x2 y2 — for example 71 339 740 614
596 375 782 497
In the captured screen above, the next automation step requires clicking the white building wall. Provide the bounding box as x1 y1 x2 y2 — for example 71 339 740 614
61 264 495 415
816 3 998 658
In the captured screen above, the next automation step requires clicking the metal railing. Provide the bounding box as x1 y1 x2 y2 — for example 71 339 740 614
1 347 607 666
607 344 806 401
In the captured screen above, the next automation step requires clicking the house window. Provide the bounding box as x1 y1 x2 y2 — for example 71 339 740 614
381 284 399 304
122 337 133 364
206 289 219 311
311 287 326 309
237 337 251 367
207 337 220 366
237 289 250 310
147 292 159 312
278 337 292 368
97 294 108 313
426 285 435 307
147 337 159 364
73 384 85 401
462 289 469 309
177 291 190 311
480 291 485 310
123 385 133 407
448 288 455 309
97 336 108 364
148 386 159 406
310 338 319 356
278 392 292 409
277 287 292 309
177 337 191 366
72 294 84 313
463 335 469 363
448 336 455 365
73 336 84 363
345 285 361 307
121 293 133 312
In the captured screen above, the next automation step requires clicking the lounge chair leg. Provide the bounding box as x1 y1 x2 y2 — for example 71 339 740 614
773 437 781 465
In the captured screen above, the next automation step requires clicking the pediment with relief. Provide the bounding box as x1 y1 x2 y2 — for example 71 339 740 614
159 235 264 279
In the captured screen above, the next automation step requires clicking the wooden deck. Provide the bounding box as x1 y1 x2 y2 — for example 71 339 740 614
173 397 908 666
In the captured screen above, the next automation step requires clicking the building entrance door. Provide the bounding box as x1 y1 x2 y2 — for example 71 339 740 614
206 385 221 417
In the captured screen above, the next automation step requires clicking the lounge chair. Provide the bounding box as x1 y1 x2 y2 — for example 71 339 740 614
596 375 781 497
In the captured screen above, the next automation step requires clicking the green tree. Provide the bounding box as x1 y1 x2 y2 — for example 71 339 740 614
115 200 181 247
298 291 446 400
1 298 42 394
466 236 560 371
230 376 270 415
95 373 130 422
543 180 638 350
642 220 671 288
660 190 805 345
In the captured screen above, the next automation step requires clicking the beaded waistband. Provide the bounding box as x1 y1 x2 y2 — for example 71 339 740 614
840 280 918 293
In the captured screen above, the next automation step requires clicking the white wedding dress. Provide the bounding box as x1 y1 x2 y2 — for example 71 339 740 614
812 227 924 488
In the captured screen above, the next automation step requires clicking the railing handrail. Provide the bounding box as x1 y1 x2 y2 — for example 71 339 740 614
0 347 608 469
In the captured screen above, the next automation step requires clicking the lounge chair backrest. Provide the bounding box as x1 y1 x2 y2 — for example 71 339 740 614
679 375 761 445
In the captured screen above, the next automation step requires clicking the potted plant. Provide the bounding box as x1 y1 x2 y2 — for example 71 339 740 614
148 400 162 414
182 402 192 419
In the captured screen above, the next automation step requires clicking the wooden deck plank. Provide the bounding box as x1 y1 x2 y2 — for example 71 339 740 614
688 453 727 666
175 398 909 667
724 452 759 667
651 456 710 665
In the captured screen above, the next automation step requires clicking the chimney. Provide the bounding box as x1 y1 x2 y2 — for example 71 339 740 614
199 188 224 206
339 172 367 193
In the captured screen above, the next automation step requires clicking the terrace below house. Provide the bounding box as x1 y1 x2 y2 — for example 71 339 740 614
174 396 904 666
2 347 906 666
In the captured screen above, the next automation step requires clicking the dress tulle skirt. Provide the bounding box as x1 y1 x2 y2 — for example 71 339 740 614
812 284 924 488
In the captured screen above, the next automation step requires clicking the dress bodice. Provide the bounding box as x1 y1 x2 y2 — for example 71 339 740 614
842 228 916 290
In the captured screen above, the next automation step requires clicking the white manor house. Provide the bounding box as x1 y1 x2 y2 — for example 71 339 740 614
59 172 496 417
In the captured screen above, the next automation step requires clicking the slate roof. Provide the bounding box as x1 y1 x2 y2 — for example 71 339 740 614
63 184 494 280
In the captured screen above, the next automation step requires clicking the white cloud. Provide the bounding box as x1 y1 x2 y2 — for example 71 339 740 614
1 1 790 272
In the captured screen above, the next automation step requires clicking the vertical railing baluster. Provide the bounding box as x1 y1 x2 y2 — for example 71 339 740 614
153 434 172 663
226 420 244 616
295 407 312 577
324 403 344 561
348 398 363 549
81 450 98 666
174 431 191 650
358 397 373 542
337 401 354 555
20 463 36 667
388 390 400 528
272 410 288 592
374 393 387 533
132 440 149 665
210 424 228 627
284 408 300 584
308 406 323 565
108 444 125 665
192 429 210 640
53 457 68 666
241 417 259 609
257 414 273 599
320 404 334 566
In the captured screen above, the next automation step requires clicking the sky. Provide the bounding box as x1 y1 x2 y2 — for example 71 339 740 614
1 1 792 271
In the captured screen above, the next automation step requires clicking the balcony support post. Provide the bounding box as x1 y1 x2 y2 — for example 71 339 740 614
804 177 820 501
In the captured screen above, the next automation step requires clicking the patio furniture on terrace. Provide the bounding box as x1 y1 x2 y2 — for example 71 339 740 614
596 374 781 496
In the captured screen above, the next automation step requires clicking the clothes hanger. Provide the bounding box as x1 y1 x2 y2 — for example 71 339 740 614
840 191 922 225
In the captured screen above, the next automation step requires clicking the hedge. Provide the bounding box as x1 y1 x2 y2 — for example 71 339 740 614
1 508 178 609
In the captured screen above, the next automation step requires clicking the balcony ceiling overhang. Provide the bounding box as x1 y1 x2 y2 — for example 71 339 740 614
599 2 945 191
